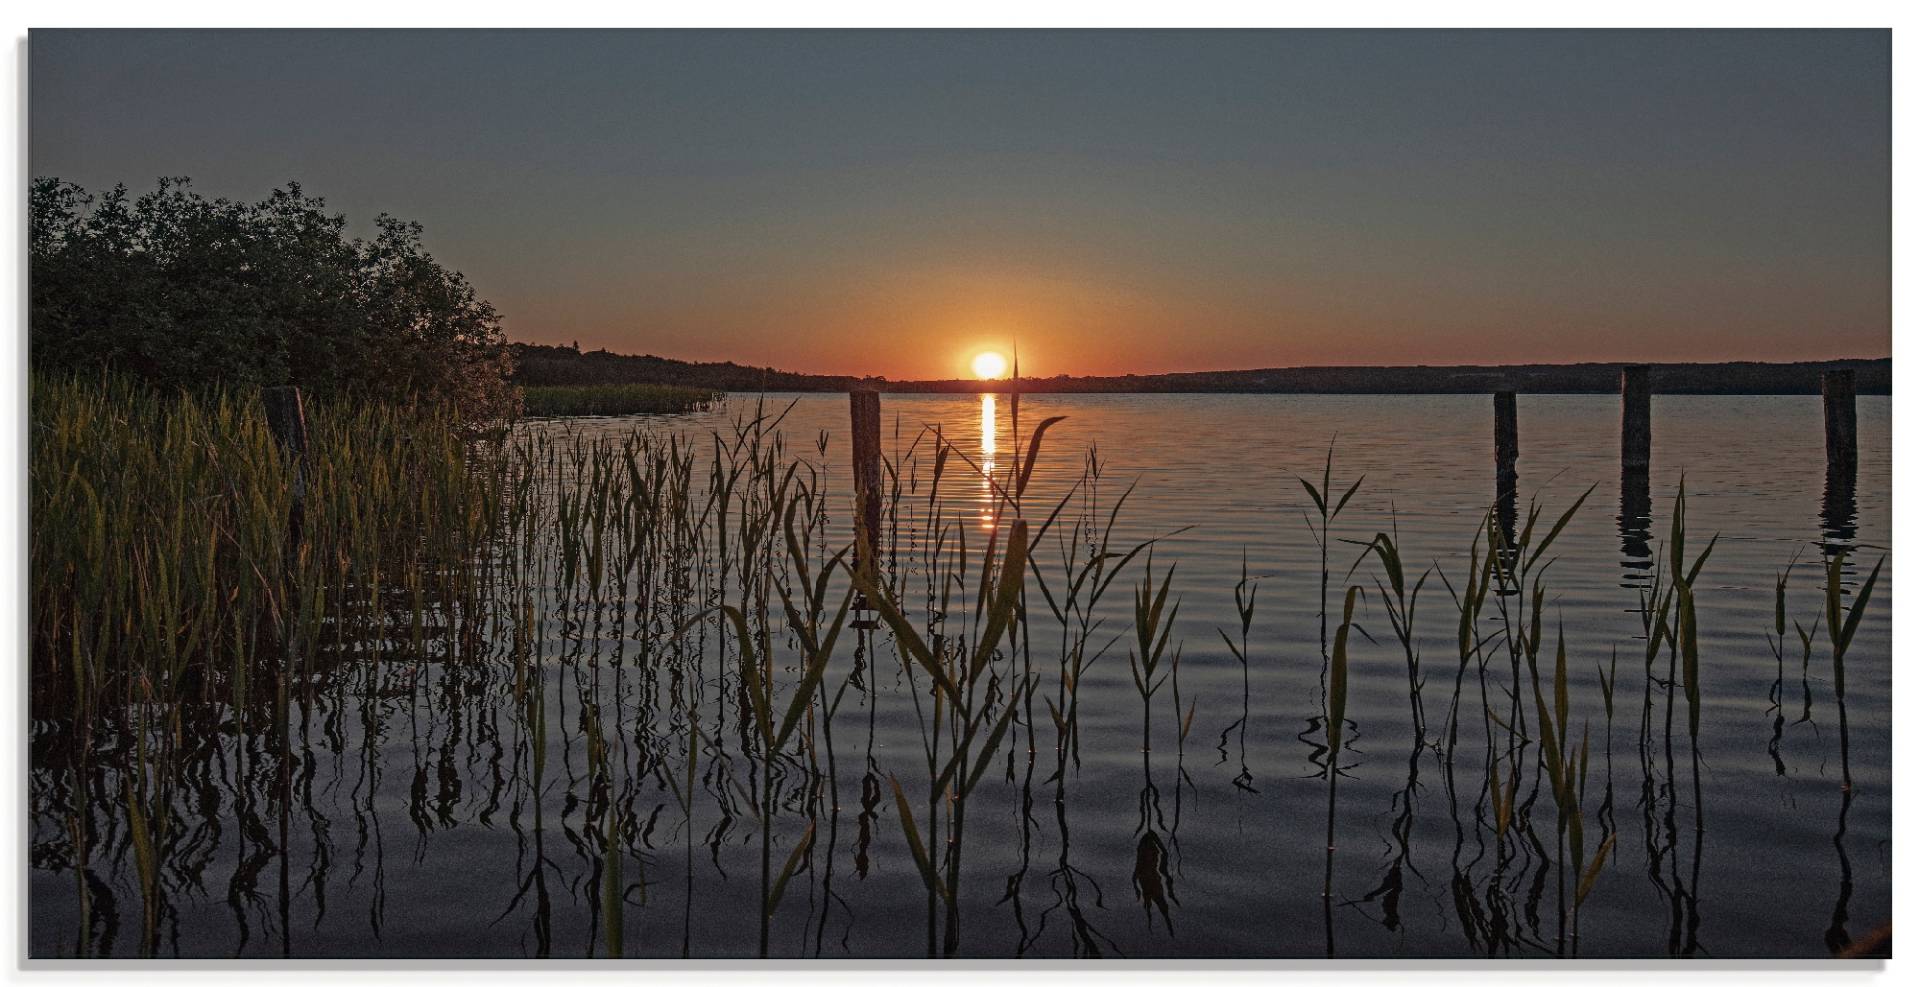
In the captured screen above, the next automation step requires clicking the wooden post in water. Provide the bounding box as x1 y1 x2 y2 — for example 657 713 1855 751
849 389 883 582
261 383 307 924
1617 366 1653 578
1493 389 1518 511
1621 365 1651 470
1823 369 1857 473
262 385 311 550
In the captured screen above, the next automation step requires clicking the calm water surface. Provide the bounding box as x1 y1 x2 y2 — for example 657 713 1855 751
29 393 1890 959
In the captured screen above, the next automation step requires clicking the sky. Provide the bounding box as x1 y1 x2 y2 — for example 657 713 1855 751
31 29 1891 380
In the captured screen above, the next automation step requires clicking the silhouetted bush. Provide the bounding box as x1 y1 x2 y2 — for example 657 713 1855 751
30 177 518 421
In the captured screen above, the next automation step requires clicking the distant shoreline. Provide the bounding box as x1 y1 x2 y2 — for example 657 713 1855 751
512 345 1890 396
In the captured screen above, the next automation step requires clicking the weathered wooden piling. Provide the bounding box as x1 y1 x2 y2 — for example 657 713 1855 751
1823 369 1857 473
1621 365 1651 470
262 385 311 548
1493 389 1518 510
1617 366 1653 577
849 389 883 581
262 385 312 762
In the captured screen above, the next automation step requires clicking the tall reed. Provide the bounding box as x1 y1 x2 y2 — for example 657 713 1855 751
1824 549 1884 791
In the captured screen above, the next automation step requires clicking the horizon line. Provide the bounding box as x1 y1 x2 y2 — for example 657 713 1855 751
509 341 1891 383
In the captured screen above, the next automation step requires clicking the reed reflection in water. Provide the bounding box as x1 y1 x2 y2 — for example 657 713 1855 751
27 392 1889 959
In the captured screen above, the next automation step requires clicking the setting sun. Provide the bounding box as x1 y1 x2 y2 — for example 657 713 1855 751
971 351 1009 380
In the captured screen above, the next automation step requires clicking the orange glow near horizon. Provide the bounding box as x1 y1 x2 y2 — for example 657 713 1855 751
518 253 1890 379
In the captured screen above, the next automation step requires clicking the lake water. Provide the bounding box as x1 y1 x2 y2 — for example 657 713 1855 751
28 392 1891 959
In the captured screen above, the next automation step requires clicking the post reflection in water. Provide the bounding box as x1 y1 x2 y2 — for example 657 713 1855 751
27 392 1890 959
980 392 997 531
1618 459 1653 589
1822 462 1858 560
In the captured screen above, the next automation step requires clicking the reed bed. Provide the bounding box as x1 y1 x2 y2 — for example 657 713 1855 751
31 372 501 706
26 376 1887 959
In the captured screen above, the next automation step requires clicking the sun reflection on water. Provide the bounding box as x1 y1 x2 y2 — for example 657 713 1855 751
980 393 996 530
